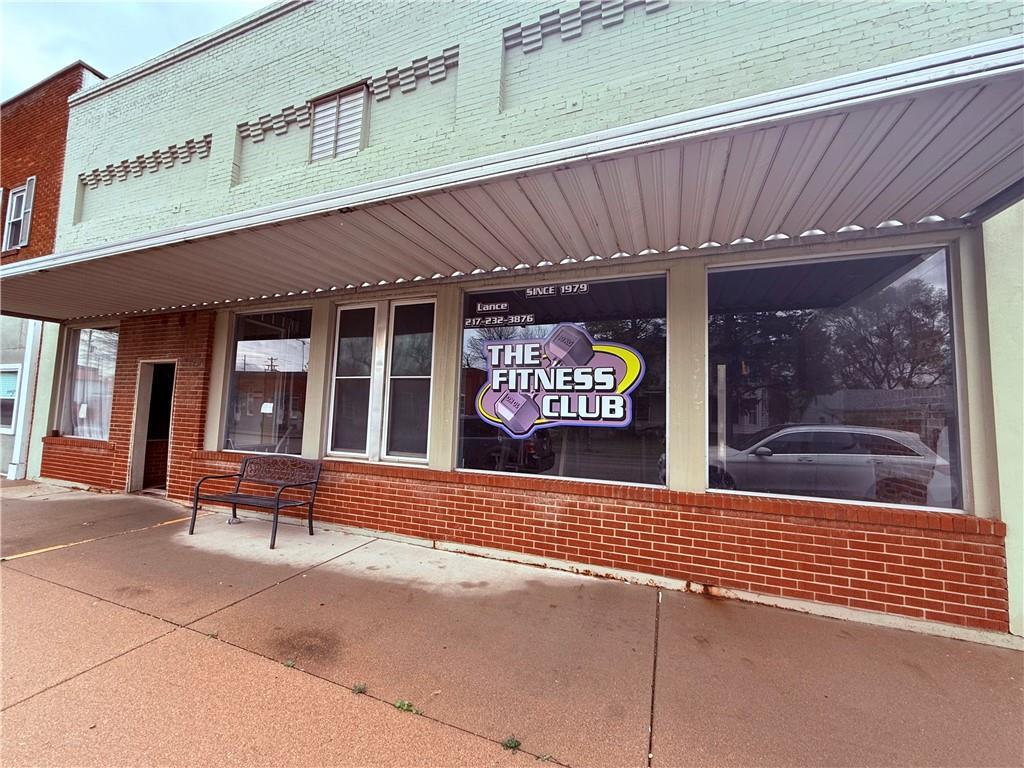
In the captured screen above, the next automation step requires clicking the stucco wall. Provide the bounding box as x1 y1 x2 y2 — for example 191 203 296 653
982 202 1024 636
55 0 1022 252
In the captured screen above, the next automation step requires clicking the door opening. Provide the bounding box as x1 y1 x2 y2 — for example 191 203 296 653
129 362 175 493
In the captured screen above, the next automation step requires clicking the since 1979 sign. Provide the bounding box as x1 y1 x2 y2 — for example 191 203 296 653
475 323 645 438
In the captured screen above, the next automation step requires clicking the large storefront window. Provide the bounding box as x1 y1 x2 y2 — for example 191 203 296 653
225 310 310 454
459 275 666 485
329 300 435 461
708 250 962 509
61 327 119 440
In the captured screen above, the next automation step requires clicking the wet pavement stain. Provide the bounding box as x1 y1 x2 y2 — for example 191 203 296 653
113 586 154 599
270 629 341 663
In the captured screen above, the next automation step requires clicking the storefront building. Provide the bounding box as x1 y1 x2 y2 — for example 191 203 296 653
0 62 105 479
1 1 1022 639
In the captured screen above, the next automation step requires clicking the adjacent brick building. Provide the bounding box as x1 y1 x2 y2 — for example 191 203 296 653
2 2 1022 640
1 62 104 265
0 62 104 478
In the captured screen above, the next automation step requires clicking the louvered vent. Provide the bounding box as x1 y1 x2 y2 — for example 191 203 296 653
310 88 366 162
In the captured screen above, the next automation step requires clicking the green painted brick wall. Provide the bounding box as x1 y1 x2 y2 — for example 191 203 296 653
56 0 1022 252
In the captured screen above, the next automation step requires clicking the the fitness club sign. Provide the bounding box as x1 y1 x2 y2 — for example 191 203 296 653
475 324 645 438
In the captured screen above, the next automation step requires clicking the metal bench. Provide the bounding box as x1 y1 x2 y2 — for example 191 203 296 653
189 455 322 549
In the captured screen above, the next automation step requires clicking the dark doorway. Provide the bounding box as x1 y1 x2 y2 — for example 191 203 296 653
141 363 175 490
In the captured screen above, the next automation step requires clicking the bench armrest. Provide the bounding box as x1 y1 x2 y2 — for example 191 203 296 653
274 480 317 498
194 473 241 493
274 480 318 506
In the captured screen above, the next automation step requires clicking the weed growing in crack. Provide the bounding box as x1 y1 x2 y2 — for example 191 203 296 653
394 700 422 714
283 659 296 668
352 683 367 694
501 736 522 752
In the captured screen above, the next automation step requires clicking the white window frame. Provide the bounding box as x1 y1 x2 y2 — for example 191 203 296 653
326 301 384 459
326 297 436 464
2 179 32 252
0 363 22 436
308 86 368 163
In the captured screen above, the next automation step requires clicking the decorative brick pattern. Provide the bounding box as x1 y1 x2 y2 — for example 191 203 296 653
184 452 1010 633
54 2 1022 252
78 135 213 189
369 46 458 102
503 0 669 52
237 103 312 143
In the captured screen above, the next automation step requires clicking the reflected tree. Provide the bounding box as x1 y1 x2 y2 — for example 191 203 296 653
463 325 526 370
815 279 952 389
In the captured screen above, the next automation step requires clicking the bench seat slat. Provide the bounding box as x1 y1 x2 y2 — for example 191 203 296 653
196 493 310 509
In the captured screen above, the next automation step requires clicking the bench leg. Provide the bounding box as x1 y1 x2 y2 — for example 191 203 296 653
307 501 314 536
189 494 200 535
231 502 238 520
270 506 279 550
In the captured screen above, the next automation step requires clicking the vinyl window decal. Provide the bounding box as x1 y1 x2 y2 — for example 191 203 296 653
458 275 666 485
475 323 645 438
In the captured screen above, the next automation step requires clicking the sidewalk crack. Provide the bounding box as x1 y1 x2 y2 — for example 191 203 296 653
647 589 662 767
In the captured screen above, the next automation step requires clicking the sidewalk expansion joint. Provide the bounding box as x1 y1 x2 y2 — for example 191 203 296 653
647 589 661 767
1 627 179 712
1 565 185 629
0 514 205 562
182 624 573 766
182 536 378 627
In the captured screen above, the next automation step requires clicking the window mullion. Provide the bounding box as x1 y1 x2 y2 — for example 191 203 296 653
366 301 390 461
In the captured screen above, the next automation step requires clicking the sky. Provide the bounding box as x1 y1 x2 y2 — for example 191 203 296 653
1 0 267 101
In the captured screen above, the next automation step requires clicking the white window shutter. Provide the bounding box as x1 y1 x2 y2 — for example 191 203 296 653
310 99 339 161
18 176 35 247
310 87 366 162
335 89 365 157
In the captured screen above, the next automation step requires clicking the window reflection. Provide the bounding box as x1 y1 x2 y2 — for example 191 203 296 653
62 327 118 440
332 307 375 453
385 303 434 458
708 250 962 508
225 310 310 455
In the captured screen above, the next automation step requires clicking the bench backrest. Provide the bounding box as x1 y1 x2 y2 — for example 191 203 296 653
240 455 321 486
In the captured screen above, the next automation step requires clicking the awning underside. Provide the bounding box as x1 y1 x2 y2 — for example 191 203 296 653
3 72 1022 321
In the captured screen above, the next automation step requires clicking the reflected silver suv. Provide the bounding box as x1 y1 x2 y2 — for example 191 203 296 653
710 424 952 506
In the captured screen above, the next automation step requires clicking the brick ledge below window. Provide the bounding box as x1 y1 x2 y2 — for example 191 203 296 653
192 450 1004 537
43 435 114 452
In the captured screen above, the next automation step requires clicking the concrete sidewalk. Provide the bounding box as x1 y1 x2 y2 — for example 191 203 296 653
1 486 1022 767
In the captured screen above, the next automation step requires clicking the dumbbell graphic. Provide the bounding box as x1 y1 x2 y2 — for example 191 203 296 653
493 324 595 435
494 390 542 436
544 324 595 368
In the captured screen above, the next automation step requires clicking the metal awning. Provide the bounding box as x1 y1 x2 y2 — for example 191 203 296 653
2 38 1022 321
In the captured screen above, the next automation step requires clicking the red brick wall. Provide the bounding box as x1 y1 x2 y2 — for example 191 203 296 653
185 452 1010 633
1 65 98 264
41 311 216 495
39 436 115 488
